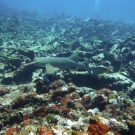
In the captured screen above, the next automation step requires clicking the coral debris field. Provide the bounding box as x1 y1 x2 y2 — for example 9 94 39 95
1 4 135 135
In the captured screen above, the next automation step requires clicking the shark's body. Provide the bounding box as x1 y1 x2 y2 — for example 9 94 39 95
26 52 110 75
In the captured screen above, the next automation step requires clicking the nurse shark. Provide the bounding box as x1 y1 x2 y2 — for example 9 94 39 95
25 52 110 75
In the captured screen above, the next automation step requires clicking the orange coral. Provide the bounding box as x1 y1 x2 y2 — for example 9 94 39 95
37 126 53 135
60 106 70 117
60 97 70 105
48 79 64 90
81 95 92 110
52 88 62 97
0 88 10 96
87 121 111 135
94 88 113 96
22 119 33 127
5 128 18 135
81 95 91 104
49 105 60 113
70 92 80 99
83 102 93 110
34 106 48 117
23 114 29 120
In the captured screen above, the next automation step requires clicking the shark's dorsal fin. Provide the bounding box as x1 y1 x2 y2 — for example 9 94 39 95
68 51 79 62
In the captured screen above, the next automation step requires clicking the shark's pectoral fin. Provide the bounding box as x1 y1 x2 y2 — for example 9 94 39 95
45 64 59 74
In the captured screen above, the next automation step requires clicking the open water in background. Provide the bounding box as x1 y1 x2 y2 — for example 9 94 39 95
0 0 135 23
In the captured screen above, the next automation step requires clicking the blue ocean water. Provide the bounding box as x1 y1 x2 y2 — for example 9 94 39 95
0 0 135 22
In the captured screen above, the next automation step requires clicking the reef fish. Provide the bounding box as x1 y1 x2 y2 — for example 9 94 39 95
25 52 110 75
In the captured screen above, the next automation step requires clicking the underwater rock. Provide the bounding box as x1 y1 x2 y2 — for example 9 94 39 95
104 52 121 72
0 87 10 96
0 37 4 45
1 64 38 85
36 79 48 94
98 73 134 92
1 72 15 85
7 57 21 68
18 49 34 60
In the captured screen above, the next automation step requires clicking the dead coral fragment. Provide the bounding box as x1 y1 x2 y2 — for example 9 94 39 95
90 115 100 123
127 120 135 127
72 130 89 135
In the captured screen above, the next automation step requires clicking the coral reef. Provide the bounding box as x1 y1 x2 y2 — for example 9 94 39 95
0 4 135 135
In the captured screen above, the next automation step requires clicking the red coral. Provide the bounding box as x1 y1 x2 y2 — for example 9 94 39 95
105 105 119 117
48 105 60 114
94 88 113 96
81 95 92 110
81 95 107 110
0 88 10 96
70 92 80 99
83 102 93 110
60 106 70 117
52 88 63 97
67 82 76 91
23 114 29 120
22 119 33 127
93 95 107 105
34 106 48 117
52 85 76 98
92 95 107 110
67 86 76 93
37 126 53 135
48 79 65 90
81 95 91 104
87 121 111 135
68 112 77 120
60 97 71 105
5 127 19 135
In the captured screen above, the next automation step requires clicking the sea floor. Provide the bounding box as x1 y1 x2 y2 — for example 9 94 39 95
0 4 135 135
